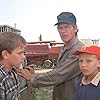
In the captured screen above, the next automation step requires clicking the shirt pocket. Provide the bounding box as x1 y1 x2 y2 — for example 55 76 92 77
6 90 18 100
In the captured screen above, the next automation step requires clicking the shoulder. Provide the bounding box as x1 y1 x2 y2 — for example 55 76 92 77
74 40 84 50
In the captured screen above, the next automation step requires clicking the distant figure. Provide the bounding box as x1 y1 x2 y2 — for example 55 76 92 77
39 34 42 41
74 45 100 100
20 12 84 100
0 32 26 100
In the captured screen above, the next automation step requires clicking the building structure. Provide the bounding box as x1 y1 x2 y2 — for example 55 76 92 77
0 25 21 34
80 38 100 46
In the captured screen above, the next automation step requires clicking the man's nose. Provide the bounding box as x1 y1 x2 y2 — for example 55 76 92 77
60 29 67 34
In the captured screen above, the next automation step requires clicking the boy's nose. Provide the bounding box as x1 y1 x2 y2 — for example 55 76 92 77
81 62 87 68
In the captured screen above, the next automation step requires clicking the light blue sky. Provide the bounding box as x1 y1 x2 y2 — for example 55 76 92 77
0 0 100 42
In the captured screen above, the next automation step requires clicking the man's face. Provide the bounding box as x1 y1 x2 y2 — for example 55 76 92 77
79 53 100 77
57 23 77 43
3 46 26 69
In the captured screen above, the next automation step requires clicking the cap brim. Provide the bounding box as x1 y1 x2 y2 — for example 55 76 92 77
54 21 74 26
73 50 98 56
73 50 81 55
73 50 92 55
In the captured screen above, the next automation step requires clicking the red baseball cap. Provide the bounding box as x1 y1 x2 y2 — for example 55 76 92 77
74 45 100 57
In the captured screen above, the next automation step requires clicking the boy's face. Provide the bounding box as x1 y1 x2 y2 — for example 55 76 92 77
79 53 100 76
2 45 26 69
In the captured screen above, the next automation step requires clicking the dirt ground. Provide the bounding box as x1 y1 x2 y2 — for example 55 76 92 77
35 69 53 73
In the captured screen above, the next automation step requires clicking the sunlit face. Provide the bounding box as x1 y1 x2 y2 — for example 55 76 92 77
79 53 100 77
57 23 77 43
3 46 26 69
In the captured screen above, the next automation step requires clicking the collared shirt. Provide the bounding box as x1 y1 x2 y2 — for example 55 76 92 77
81 72 100 86
0 65 20 100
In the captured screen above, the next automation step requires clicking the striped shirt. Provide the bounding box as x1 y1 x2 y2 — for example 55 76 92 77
0 65 20 100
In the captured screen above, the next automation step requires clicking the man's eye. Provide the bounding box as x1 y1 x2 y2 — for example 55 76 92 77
65 25 69 28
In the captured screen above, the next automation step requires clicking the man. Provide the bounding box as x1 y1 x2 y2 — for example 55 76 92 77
20 12 84 100
0 32 26 100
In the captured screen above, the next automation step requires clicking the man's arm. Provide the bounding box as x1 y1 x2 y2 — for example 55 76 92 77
31 55 80 87
20 55 80 87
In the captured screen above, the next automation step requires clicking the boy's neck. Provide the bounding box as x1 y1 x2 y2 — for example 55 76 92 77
0 61 13 70
85 71 98 83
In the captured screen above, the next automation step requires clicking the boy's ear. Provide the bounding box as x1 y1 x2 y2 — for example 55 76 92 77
98 60 100 71
2 50 10 59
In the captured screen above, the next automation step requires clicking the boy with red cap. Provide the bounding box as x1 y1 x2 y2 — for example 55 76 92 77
74 45 100 100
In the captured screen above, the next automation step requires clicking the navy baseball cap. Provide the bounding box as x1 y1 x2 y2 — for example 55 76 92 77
54 12 77 26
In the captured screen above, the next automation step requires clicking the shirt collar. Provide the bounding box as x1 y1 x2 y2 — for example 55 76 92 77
0 65 18 75
81 72 100 86
0 65 10 75
63 37 79 50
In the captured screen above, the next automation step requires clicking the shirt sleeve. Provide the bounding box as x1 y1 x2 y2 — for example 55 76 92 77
31 55 81 87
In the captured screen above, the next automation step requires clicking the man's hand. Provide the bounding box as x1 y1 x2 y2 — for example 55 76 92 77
19 68 32 81
25 66 34 74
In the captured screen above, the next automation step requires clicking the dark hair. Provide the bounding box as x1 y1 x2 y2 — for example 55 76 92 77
0 32 26 60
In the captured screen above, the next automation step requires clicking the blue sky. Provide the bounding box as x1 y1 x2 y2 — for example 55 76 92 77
0 0 100 42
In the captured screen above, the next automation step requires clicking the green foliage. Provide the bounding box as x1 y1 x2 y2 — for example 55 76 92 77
36 86 53 100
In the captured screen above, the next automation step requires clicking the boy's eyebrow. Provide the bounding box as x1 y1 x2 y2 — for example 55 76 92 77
97 58 100 60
